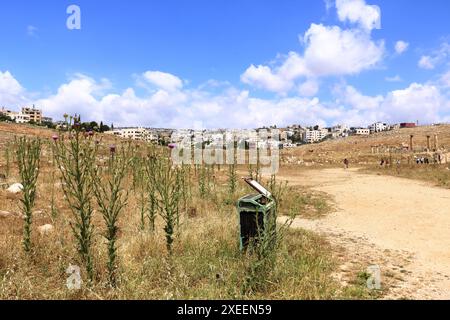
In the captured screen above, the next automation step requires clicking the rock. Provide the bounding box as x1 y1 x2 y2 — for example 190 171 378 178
7 183 23 194
0 211 24 219
38 224 54 236
0 211 13 219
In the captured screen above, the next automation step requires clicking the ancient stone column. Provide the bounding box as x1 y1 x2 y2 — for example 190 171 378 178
410 135 414 152
434 134 439 150
427 135 431 150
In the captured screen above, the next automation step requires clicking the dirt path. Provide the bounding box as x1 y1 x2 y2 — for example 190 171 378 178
277 168 450 299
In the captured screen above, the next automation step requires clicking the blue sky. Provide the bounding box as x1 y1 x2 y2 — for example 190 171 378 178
1 0 450 128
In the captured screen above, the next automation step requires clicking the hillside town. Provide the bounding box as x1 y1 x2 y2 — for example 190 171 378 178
1 105 423 148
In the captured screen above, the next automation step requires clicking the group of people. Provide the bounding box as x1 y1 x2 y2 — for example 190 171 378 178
414 156 430 164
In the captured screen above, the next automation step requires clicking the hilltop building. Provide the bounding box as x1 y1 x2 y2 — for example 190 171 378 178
0 106 44 124
105 127 158 143
21 106 43 124
369 122 388 133
303 127 329 143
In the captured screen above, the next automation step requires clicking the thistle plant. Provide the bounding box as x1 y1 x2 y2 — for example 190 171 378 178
53 128 98 282
227 152 238 196
93 144 130 287
4 141 11 178
16 137 42 253
198 165 208 198
148 155 183 254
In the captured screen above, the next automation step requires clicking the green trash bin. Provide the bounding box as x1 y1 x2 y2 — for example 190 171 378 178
237 179 276 251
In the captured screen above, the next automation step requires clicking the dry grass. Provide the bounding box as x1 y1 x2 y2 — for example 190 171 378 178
0 123 370 300
361 164 450 189
282 124 450 166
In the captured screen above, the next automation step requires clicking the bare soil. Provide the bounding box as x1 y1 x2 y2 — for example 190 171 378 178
278 167 450 299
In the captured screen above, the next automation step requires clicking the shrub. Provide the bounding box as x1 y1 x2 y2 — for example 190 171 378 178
53 129 98 282
93 144 131 287
16 137 42 253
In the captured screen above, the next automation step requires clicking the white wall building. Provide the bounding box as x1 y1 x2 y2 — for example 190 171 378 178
354 128 370 136
369 122 388 133
106 128 158 142
303 128 329 143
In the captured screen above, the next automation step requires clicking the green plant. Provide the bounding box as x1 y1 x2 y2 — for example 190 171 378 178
93 144 130 287
16 137 42 253
198 165 208 198
50 170 58 221
4 141 11 178
143 154 158 232
148 155 183 254
53 128 98 282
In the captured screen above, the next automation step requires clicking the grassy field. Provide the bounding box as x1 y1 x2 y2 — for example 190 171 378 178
0 123 370 300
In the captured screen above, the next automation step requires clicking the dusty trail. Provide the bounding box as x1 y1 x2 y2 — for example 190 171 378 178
278 168 450 299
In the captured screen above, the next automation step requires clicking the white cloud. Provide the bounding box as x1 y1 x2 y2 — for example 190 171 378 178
419 56 436 70
418 42 450 70
142 71 183 91
298 79 319 97
335 0 381 31
0 71 29 107
440 70 450 88
302 24 384 76
241 64 293 93
385 75 402 82
324 0 334 12
334 84 384 110
395 41 409 55
241 1 384 94
242 23 384 93
382 83 442 124
2 67 449 130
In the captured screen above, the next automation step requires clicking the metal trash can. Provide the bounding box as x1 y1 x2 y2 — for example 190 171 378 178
237 179 276 251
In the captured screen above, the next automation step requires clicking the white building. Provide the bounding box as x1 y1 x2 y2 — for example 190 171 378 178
106 128 158 142
330 124 349 138
14 114 31 124
354 128 370 136
303 128 329 144
369 122 388 133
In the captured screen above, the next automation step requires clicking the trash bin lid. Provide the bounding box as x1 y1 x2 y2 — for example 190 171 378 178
244 178 272 198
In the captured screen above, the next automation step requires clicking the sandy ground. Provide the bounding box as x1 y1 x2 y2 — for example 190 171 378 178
278 168 450 299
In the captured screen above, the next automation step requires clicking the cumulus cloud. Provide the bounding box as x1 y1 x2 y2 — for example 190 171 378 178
395 41 409 55
4 71 445 128
334 84 384 111
241 0 384 94
298 79 319 97
142 71 183 91
302 24 384 76
335 0 381 31
383 83 442 124
0 71 29 107
326 80 450 126
241 64 293 93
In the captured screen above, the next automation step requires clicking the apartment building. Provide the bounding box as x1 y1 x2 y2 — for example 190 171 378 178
106 127 158 142
354 128 370 135
369 122 388 133
21 107 42 124
303 127 329 144
14 113 31 124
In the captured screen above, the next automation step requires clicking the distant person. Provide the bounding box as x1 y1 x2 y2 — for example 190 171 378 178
343 158 349 169
380 159 385 166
